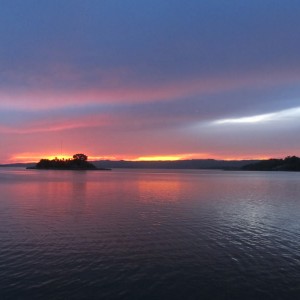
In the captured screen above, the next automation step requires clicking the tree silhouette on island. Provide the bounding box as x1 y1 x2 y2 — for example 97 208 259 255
28 153 110 170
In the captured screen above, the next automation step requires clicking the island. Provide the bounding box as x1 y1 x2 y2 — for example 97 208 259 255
27 153 111 171
242 156 300 171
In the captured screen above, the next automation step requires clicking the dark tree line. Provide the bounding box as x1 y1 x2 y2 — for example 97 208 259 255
36 153 97 169
242 156 300 171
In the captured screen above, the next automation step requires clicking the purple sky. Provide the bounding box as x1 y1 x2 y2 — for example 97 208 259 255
1 0 300 163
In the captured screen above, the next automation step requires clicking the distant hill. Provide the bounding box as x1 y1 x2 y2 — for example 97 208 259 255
242 156 300 171
3 157 300 171
1 159 258 170
90 159 259 170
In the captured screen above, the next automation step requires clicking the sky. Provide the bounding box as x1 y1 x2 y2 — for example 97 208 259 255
1 0 300 163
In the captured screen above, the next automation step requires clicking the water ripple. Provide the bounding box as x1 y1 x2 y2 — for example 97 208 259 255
0 169 300 299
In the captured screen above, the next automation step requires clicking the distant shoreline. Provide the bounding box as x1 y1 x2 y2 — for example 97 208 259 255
1 156 299 171
0 159 258 170
26 167 111 171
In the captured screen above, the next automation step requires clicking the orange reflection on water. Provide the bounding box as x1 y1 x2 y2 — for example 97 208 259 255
137 176 182 202
7 179 88 212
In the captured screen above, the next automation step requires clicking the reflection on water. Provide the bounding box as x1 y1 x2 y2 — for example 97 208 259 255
0 168 300 299
138 176 182 202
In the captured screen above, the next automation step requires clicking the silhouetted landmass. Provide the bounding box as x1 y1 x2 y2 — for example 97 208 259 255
242 156 300 171
0 163 36 168
90 159 259 170
3 157 299 171
26 154 110 170
0 159 259 170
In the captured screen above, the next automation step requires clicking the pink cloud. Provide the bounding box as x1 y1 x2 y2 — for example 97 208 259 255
1 69 299 110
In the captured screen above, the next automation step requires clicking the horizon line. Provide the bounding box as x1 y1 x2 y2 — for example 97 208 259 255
1 156 295 165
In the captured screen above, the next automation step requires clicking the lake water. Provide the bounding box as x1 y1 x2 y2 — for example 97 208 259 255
0 168 300 299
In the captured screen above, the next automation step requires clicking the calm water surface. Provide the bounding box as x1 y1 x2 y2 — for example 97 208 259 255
0 168 300 299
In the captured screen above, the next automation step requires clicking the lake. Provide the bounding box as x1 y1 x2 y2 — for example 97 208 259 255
0 168 299 299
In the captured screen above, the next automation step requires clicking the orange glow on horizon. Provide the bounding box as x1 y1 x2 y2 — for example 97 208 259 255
8 153 134 163
133 155 184 161
9 153 74 163
45 155 73 161
7 152 280 164
133 154 273 162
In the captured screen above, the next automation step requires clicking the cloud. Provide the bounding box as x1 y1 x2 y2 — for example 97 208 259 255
213 106 300 125
1 68 299 112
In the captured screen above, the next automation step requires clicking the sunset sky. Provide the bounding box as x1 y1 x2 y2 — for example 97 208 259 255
1 0 300 163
